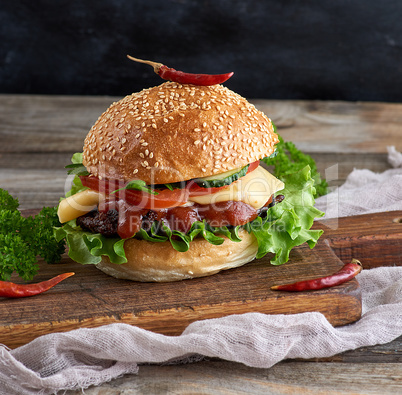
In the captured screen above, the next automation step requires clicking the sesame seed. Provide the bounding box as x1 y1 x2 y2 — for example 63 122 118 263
133 169 138 174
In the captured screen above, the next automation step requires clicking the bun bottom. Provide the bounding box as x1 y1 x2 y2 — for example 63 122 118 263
95 230 258 282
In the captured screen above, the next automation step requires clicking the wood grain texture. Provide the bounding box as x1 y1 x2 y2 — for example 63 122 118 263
2 211 401 349
0 95 399 210
66 361 402 395
1 95 401 155
0 233 362 349
252 99 402 153
315 210 402 268
1 96 401 392
0 94 113 153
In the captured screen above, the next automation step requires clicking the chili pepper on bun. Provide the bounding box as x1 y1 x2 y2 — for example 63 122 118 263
56 58 323 282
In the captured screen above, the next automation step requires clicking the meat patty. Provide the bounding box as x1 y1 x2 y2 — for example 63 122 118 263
76 209 119 237
76 195 284 238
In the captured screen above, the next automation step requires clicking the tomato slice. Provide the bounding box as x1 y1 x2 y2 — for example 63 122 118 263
79 161 260 209
186 180 229 197
247 160 260 174
80 176 189 209
122 188 189 209
80 175 123 195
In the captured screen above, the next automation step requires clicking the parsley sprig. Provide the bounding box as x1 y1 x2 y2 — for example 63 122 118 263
0 189 65 281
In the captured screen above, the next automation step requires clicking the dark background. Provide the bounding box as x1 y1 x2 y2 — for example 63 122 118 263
1 0 402 101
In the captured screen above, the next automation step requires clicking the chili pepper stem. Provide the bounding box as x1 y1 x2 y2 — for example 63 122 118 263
127 55 234 86
350 258 363 268
127 55 162 74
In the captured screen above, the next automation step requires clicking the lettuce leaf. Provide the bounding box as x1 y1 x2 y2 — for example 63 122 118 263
262 130 328 197
245 165 324 265
64 153 88 198
55 165 324 267
54 220 126 265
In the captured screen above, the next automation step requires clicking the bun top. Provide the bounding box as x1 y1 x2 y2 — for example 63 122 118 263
82 82 278 184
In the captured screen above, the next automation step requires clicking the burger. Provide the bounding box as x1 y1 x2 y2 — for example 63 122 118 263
55 80 323 282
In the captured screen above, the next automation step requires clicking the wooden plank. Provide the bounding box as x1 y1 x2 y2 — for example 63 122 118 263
305 335 402 363
0 168 68 210
310 152 390 188
1 238 361 349
314 211 402 268
0 94 118 153
1 95 401 155
252 99 402 153
67 361 402 395
2 210 401 349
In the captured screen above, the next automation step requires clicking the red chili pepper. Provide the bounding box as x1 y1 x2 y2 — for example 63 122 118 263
127 55 234 86
270 259 362 292
0 272 75 298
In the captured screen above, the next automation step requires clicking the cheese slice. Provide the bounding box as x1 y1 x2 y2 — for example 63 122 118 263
57 189 104 223
57 166 283 223
188 166 284 209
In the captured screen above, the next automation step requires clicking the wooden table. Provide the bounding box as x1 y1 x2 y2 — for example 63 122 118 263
1 95 401 394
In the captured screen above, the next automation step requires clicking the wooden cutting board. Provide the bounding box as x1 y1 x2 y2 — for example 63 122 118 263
1 211 401 349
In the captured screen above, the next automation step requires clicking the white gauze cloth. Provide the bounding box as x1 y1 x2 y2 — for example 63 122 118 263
0 147 401 395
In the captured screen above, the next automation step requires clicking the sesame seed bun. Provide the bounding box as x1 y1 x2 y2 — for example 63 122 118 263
82 82 278 184
95 229 258 282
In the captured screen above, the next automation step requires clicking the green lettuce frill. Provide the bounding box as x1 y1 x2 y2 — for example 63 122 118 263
55 165 324 267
